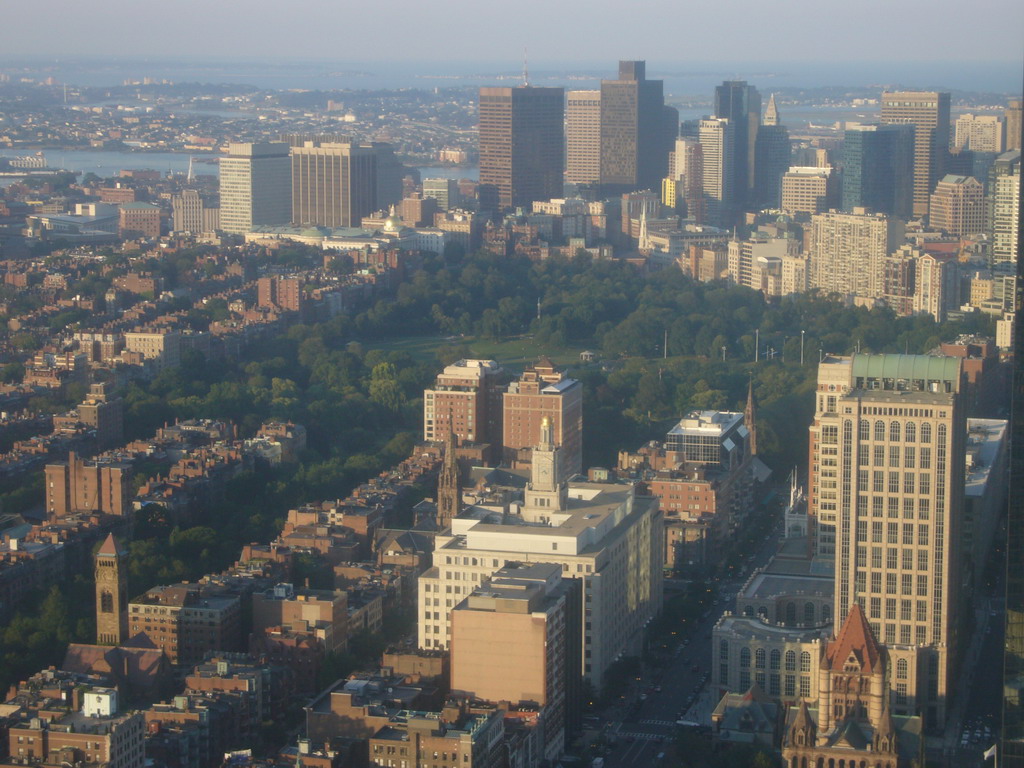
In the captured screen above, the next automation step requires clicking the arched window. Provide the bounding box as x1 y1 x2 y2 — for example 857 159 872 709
720 640 729 662
822 603 832 624
874 420 885 441
740 647 751 668
800 651 811 672
859 420 870 440
938 424 947 447
770 649 781 670
100 591 114 613
785 650 796 671
804 602 816 624
744 605 754 617
786 602 797 624
905 422 916 442
890 422 900 442
897 658 908 679
755 648 766 669
921 423 931 443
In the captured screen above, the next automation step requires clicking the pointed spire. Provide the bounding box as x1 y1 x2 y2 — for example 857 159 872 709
98 532 126 557
436 426 461 529
826 603 882 675
789 698 816 746
745 376 758 456
764 93 779 126
874 695 897 753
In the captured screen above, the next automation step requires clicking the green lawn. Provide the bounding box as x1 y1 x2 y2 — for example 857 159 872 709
365 334 594 373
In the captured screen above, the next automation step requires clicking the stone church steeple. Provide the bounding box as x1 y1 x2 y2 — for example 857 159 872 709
436 427 462 529
95 533 128 646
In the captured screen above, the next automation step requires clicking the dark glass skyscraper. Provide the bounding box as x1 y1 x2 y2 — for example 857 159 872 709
840 123 915 220
1002 83 1024 768
600 61 678 195
714 80 761 209
478 85 564 211
753 94 790 209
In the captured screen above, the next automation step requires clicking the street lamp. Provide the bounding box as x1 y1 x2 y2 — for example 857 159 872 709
800 330 805 365
721 345 727 362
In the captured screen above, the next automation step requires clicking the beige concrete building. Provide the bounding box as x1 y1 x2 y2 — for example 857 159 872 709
809 209 905 304
954 113 1005 153
728 232 806 298
780 166 837 216
291 140 378 228
219 142 291 234
929 174 985 236
807 353 965 725
418 423 662 690
566 90 601 185
124 329 181 370
450 562 572 760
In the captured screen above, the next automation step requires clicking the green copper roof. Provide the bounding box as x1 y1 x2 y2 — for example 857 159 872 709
851 354 961 385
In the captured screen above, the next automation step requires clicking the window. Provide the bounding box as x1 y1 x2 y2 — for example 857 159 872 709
720 640 729 662
889 472 900 493
901 600 912 621
800 652 811 672
905 422 916 442
755 648 766 669
905 446 915 467
874 445 885 466
918 550 928 571
872 521 883 542
890 446 900 467
872 497 884 517
785 674 796 697
870 597 881 618
800 676 811 697
873 471 884 492
785 650 796 671
902 574 913 595
919 475 931 495
897 658 908 679
804 603 815 624
859 420 870 440
875 420 885 440
888 523 899 544
770 649 781 670
740 647 751 668
890 421 901 441
921 423 931 443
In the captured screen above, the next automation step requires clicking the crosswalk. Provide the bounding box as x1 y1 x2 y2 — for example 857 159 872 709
638 719 677 727
616 731 667 741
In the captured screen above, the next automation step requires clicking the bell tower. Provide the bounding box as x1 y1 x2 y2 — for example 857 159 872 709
95 533 128 646
436 428 462 529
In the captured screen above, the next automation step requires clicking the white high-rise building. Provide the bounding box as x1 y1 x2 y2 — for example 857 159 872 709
991 150 1021 264
417 420 663 690
954 113 1005 154
218 143 291 234
699 117 735 227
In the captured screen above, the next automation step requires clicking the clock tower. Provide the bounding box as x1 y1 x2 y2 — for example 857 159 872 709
524 417 567 513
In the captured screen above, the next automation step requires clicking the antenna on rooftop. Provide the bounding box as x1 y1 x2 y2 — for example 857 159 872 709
523 48 529 87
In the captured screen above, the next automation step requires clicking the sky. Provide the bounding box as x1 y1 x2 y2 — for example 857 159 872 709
4 0 1023 69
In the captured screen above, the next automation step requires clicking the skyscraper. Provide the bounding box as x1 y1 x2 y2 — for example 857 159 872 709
699 117 735 227
1001 94 1024 768
1006 99 1022 151
478 85 564 211
290 140 378 228
840 123 915 220
714 80 762 209
599 61 677 194
990 150 1021 264
929 174 986 236
219 142 291 234
880 91 951 219
809 353 965 725
753 93 791 209
565 89 601 185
